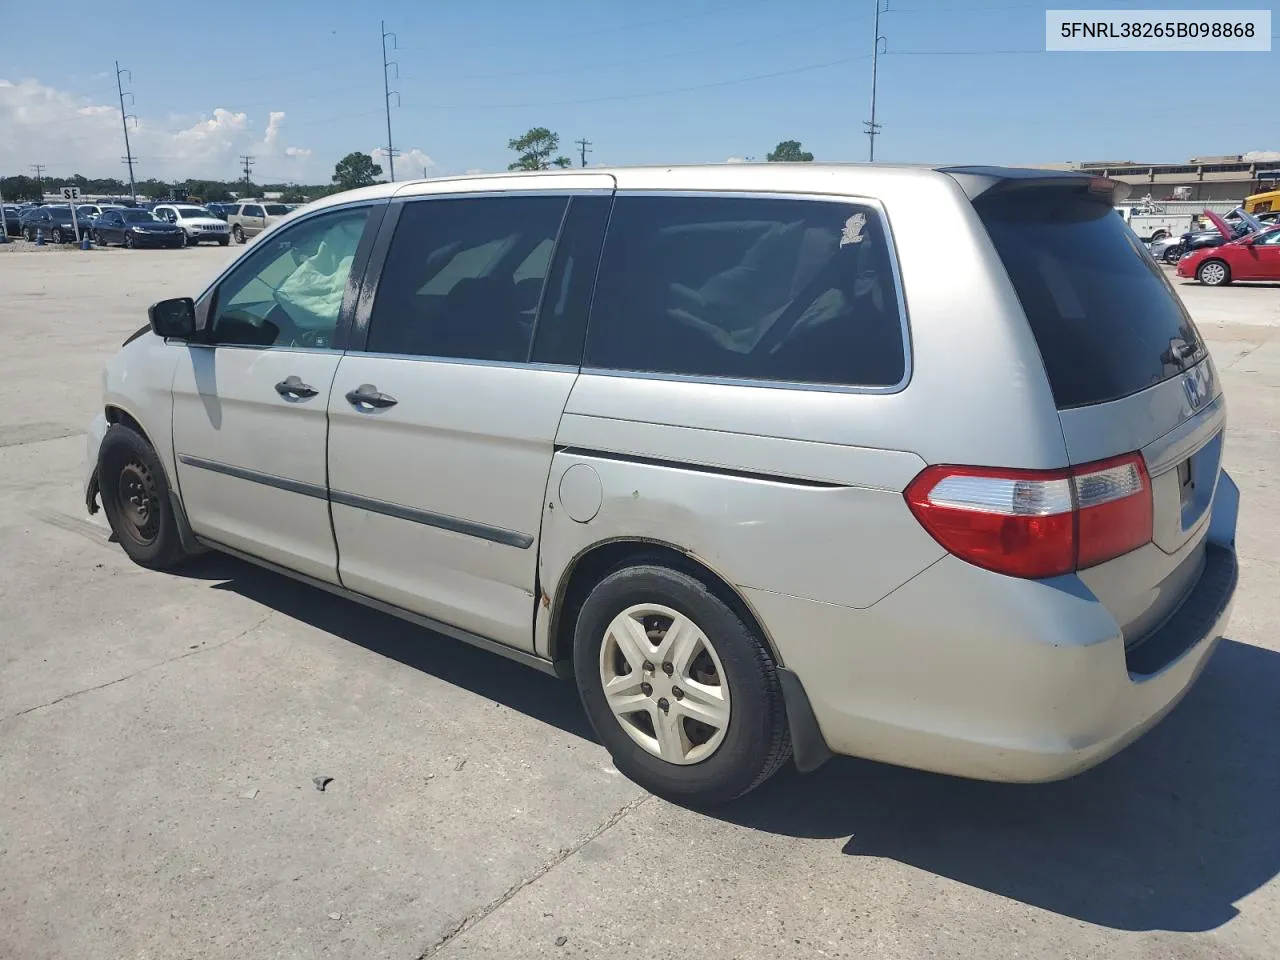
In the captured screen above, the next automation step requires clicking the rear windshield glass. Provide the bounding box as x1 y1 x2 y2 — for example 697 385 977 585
977 190 1203 409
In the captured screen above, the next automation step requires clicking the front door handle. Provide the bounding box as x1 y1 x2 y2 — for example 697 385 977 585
275 375 319 399
345 384 398 409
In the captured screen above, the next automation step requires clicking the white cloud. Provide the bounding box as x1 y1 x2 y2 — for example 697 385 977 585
464 167 484 175
0 78 317 181
371 146 436 180
725 156 746 163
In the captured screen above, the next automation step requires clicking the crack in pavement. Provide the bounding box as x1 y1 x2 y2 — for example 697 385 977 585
0 429 86 449
414 793 651 959
0 610 275 725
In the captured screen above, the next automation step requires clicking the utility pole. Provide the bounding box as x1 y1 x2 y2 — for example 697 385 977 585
239 155 255 197
864 0 888 162
31 164 45 199
575 138 593 168
381 21 400 182
116 62 139 201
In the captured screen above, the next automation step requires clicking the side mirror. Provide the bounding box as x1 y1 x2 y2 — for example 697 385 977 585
148 297 197 340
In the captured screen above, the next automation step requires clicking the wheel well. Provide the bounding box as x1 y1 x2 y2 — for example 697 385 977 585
105 406 151 446
547 540 782 669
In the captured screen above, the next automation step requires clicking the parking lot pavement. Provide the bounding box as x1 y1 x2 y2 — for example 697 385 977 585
1 248 1278 960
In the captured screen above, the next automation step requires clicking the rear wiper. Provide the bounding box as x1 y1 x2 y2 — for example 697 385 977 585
1163 337 1200 370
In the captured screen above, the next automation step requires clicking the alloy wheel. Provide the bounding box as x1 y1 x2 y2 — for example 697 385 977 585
1199 261 1227 285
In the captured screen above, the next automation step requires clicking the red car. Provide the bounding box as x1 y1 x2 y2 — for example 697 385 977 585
1177 212 1280 286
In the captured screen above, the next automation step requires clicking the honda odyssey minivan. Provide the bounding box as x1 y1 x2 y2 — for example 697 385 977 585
86 164 1238 805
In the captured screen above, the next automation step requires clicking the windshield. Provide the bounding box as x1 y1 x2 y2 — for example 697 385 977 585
263 204 290 215
122 209 157 223
175 207 210 219
977 189 1203 409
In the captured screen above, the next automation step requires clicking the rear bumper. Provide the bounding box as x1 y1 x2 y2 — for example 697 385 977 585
751 470 1240 782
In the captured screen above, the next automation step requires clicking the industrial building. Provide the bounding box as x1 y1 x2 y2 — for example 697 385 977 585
1038 154 1280 202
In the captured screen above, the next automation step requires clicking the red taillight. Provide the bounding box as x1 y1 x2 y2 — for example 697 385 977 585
904 453 1152 579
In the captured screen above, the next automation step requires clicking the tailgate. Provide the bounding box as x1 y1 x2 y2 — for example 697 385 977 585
975 182 1225 643
1062 358 1224 641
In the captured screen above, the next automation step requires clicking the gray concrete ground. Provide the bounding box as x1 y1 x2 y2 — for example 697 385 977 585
1 246 1278 960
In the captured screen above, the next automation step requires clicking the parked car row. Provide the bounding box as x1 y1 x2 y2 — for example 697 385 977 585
3 199 245 248
1176 209 1280 286
1149 208 1280 265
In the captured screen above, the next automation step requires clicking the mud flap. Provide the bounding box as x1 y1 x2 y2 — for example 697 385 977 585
777 667 833 773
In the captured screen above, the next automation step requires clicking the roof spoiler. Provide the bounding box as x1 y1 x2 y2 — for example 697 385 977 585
939 166 1131 204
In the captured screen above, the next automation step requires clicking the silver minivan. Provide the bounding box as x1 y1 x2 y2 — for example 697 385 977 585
86 165 1238 805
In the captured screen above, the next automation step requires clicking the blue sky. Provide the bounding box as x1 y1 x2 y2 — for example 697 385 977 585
1 0 1275 183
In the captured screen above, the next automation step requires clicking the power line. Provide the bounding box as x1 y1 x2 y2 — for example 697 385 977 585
576 138 593 168
409 53 872 111
115 62 139 202
453 12 873 81
446 0 773 53
382 21 401 182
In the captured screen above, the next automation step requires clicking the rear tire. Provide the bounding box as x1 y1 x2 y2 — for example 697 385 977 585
1197 259 1231 286
97 424 189 570
51 228 63 243
232 225 245 244
572 563 792 806
1163 245 1184 265
124 233 135 249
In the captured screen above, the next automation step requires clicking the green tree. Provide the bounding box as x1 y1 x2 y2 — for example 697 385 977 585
766 140 814 162
332 151 383 190
0 175 42 201
507 127 572 171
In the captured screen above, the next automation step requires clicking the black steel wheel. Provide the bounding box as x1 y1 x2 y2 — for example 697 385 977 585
98 424 189 570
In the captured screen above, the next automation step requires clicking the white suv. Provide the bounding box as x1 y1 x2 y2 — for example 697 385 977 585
85 166 1238 805
152 204 231 246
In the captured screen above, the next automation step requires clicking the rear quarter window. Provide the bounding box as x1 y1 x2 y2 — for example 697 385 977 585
584 194 906 388
976 190 1203 409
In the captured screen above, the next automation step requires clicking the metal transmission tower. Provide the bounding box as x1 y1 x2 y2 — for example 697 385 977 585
381 21 401 182
116 62 139 201
239 155 256 196
864 0 889 162
575 138 593 168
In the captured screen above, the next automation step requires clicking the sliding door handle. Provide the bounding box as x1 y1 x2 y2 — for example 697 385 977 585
275 375 319 399
345 384 398 409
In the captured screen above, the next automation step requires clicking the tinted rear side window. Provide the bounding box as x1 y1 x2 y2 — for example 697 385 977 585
584 195 906 388
366 194 569 362
977 191 1202 409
